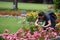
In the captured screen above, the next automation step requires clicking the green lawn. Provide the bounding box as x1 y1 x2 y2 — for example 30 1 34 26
0 16 32 34
0 16 20 33
0 1 51 10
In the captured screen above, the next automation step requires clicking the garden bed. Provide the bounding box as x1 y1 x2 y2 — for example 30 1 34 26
0 10 60 40
0 11 21 16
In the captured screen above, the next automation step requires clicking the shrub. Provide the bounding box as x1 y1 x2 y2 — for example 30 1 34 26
26 11 38 22
0 37 5 40
53 0 60 10
26 14 37 22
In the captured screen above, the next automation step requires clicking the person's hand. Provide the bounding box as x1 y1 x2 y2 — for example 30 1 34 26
35 23 38 26
44 26 47 27
41 25 44 27
41 25 47 28
35 23 38 27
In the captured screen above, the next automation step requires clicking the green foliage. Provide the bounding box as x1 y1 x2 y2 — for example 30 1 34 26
56 10 60 13
0 37 5 40
30 26 34 35
53 0 60 10
0 1 50 10
26 14 37 22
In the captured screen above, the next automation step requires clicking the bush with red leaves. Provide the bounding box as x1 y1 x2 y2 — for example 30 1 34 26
0 11 21 16
56 19 60 24
58 13 60 16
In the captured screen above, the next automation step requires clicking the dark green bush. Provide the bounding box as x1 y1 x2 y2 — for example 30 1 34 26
0 37 5 40
53 0 60 10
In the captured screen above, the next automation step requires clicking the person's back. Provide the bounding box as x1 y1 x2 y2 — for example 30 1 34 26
44 13 56 29
35 12 56 30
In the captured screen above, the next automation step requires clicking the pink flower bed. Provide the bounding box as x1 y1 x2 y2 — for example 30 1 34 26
0 27 60 40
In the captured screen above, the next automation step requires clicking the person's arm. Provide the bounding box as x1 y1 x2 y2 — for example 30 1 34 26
44 14 51 27
35 19 38 26
41 22 45 27
44 20 51 27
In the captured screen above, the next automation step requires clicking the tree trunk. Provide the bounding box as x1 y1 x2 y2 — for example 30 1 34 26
13 0 18 9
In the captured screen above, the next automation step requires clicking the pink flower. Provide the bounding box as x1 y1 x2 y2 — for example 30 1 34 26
28 37 35 40
49 27 54 31
23 35 26 39
44 35 49 38
1 27 59 40
23 39 28 40
51 32 57 37
56 36 60 38
0 34 2 37
2 33 9 39
14 28 23 37
17 28 23 33
6 36 11 40
41 30 46 36
16 39 19 40
48 39 51 40
14 32 20 37
26 32 31 38
44 35 49 40
4 29 9 33
44 38 48 40
33 31 40 38
39 28 43 32
20 38 24 40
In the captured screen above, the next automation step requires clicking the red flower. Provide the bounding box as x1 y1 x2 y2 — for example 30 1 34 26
56 19 60 23
58 14 60 16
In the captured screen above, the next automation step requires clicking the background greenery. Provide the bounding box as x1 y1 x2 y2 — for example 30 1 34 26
0 1 51 10
54 0 60 9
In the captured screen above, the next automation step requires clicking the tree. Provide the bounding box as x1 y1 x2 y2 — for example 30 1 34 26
53 0 60 10
13 0 18 9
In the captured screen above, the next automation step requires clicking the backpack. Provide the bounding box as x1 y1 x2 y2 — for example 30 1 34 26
48 12 57 20
45 8 57 20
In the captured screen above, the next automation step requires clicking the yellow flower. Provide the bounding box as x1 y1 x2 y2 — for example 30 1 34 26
56 23 60 26
25 12 31 16
25 11 38 18
30 11 38 18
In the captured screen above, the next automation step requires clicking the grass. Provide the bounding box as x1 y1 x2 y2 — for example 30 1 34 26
0 15 43 40
0 16 20 33
0 15 33 34
0 1 52 10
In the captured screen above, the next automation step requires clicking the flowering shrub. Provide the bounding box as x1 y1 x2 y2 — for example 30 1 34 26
0 27 60 40
56 23 60 33
58 14 60 17
26 14 37 22
26 11 38 22
0 11 21 16
26 11 38 18
56 19 60 24
55 13 60 33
